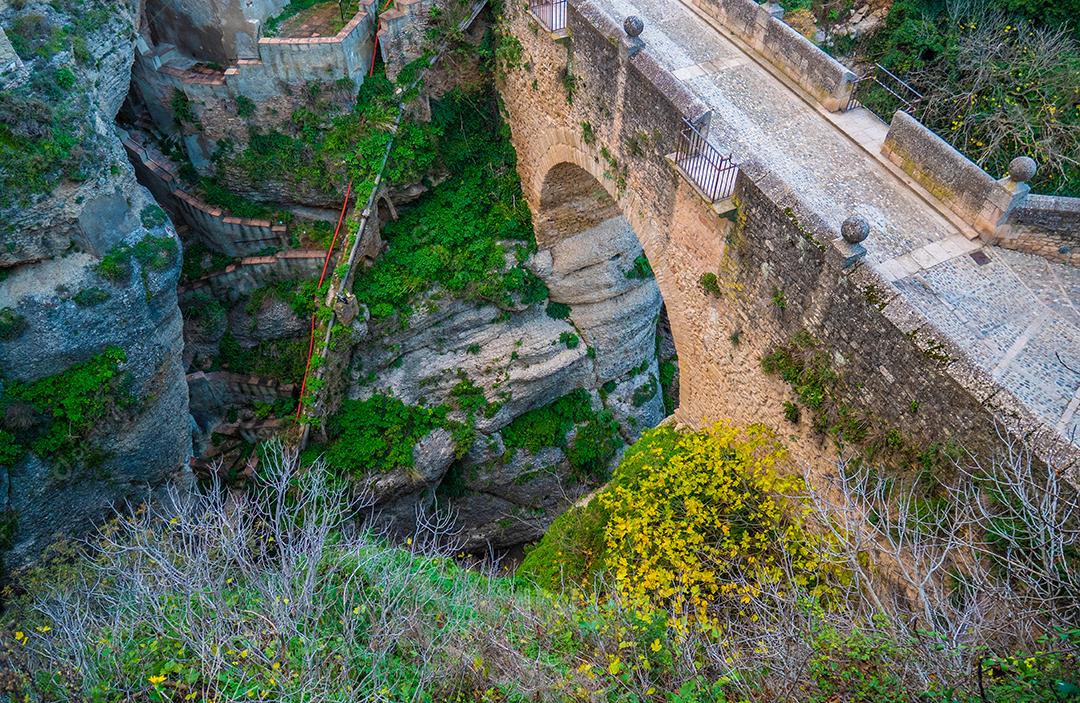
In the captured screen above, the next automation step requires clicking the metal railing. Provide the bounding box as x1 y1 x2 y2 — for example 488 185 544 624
529 0 567 32
845 64 924 118
675 118 738 202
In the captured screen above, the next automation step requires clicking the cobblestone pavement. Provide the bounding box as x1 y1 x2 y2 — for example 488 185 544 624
592 0 1080 446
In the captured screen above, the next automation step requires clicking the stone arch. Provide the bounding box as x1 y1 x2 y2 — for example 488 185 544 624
528 141 690 418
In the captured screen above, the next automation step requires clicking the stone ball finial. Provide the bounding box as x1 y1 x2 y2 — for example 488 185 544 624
624 15 644 38
841 215 870 244
1008 156 1037 183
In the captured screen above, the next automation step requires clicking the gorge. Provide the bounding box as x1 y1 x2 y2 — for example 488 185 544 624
1 0 1078 698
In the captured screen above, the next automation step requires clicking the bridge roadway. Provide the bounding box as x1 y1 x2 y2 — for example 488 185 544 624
591 0 1080 448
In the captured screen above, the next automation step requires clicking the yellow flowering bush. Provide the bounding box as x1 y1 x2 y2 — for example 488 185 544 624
599 422 840 623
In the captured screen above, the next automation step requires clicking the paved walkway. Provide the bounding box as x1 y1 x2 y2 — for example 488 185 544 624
593 0 1080 446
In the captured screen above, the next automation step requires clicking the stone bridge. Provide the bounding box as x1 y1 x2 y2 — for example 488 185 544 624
500 0 1080 477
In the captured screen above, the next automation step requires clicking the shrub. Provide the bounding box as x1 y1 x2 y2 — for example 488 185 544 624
699 272 722 297
139 204 168 229
545 301 571 320
565 410 622 482
659 359 677 415
352 89 535 320
624 254 653 280
234 94 256 118
2 346 129 464
631 375 658 407
72 288 109 307
599 423 842 623
96 235 178 281
323 394 449 475
501 388 593 453
864 1 1080 195
558 331 580 349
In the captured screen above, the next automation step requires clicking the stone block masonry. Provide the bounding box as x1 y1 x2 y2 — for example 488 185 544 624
178 249 328 304
501 0 1079 482
131 1 378 169
998 195 1080 266
122 130 289 256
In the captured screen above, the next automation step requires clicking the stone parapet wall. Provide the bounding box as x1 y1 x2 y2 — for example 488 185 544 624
0 26 28 89
379 0 437 80
998 194 1080 266
685 0 856 110
122 131 289 256
179 249 328 304
882 110 1080 265
881 110 1001 232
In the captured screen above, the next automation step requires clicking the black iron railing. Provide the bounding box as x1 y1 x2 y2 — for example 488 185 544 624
675 118 738 202
530 0 568 32
845 64 924 119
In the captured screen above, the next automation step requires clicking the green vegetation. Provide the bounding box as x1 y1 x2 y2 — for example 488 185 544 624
557 331 580 349
0 347 129 468
658 359 677 415
352 89 538 321
197 178 277 220
545 301 571 320
212 71 423 205
1 0 120 205
855 0 1080 195
498 388 623 479
216 333 306 385
6 423 1079 702
245 278 321 320
72 287 109 307
631 374 658 407
138 204 168 229
179 241 236 282
0 308 28 340
698 271 722 297
624 254 653 280
95 235 178 282
501 388 594 453
234 94 256 119
323 394 449 476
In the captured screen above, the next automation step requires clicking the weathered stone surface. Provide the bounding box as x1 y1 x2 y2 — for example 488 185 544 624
0 0 192 569
350 295 595 433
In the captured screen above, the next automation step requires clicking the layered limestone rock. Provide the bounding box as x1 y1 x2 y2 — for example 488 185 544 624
0 0 191 570
345 216 666 551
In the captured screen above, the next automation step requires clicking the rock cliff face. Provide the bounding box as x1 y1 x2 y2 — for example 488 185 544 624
0 0 191 570
346 215 668 551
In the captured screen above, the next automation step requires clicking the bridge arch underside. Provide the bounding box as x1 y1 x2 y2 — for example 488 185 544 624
531 160 670 393
528 142 733 426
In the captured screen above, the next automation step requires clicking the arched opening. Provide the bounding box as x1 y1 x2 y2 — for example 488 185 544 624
534 161 680 425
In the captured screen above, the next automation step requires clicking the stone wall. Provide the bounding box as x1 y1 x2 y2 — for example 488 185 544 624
179 249 328 304
132 1 377 177
187 370 295 423
998 195 1080 266
0 26 27 89
686 0 856 110
882 110 1080 264
881 110 1004 232
123 131 289 256
145 0 291 63
501 0 1079 480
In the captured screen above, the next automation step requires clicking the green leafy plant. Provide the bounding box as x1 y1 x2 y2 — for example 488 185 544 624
322 394 449 475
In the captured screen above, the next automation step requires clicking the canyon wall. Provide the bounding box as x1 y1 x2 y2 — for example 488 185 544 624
0 0 191 569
